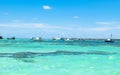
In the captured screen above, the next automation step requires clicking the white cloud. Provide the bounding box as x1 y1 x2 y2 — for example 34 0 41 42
33 24 46 28
96 22 116 25
1 22 120 33
0 23 46 28
43 5 52 10
78 27 111 32
73 16 79 19
1 22 120 38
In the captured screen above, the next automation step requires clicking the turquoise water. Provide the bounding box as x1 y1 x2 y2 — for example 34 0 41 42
0 39 120 75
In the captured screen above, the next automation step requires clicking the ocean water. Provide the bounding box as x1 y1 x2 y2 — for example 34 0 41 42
0 39 120 75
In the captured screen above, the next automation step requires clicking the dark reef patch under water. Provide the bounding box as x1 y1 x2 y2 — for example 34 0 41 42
0 51 118 63
0 50 117 58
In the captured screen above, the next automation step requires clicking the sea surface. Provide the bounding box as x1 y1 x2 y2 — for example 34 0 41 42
0 39 120 75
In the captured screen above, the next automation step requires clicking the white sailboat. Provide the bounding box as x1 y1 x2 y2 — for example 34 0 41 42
105 34 114 42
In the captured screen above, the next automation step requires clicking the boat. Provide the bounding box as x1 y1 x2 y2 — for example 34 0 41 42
52 38 60 41
105 34 114 42
60 38 73 41
0 36 3 39
7 37 15 40
105 38 114 42
32 37 42 41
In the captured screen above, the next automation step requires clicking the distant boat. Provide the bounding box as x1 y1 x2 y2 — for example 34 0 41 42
0 36 3 39
105 38 114 42
7 37 15 40
105 34 114 42
60 38 73 41
32 37 42 41
64 38 71 41
52 38 60 41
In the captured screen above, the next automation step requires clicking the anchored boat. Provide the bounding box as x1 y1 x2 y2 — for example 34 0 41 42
105 34 114 42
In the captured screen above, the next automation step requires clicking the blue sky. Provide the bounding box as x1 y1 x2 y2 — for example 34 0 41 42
0 0 120 38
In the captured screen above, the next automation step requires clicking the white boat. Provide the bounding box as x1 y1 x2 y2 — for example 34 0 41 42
105 34 114 42
32 37 42 41
7 37 15 40
52 38 60 41
105 38 114 42
60 38 73 41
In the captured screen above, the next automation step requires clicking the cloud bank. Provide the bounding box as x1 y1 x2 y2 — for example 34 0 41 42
0 22 120 32
42 5 52 10
1 22 120 38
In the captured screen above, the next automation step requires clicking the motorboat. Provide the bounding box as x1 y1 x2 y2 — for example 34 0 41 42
52 38 60 41
105 34 114 42
7 37 15 40
0 36 3 39
105 38 114 42
32 37 42 41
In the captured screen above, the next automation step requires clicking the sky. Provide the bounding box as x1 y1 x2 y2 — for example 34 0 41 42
0 0 120 38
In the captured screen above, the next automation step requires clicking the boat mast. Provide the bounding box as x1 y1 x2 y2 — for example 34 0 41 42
110 34 112 39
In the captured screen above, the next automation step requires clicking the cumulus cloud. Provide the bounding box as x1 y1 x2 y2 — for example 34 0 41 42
42 5 52 10
73 16 79 19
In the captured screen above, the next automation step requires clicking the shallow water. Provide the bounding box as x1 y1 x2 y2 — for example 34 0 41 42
0 39 120 75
